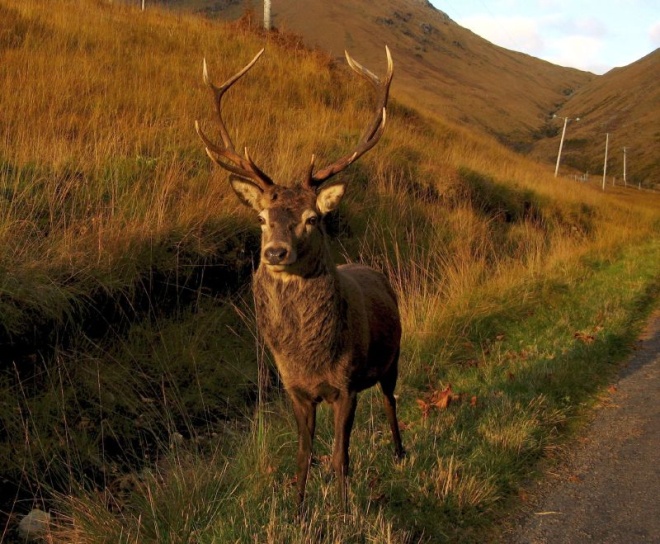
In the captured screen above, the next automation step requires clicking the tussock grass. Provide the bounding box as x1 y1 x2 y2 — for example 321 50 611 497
0 0 656 337
2 0 660 542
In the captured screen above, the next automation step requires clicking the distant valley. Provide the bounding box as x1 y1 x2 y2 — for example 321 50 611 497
162 0 658 185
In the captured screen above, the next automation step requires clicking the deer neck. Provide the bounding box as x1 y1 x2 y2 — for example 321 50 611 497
253 243 345 375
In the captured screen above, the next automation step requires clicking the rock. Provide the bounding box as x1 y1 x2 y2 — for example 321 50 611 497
420 23 435 35
18 509 51 541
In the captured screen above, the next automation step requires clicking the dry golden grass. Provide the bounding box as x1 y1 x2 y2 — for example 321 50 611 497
168 0 594 147
1 0 658 342
3 3 660 541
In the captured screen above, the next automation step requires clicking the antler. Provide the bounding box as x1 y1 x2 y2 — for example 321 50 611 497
195 49 274 189
304 46 394 188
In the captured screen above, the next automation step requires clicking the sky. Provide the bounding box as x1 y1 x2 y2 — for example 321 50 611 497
431 0 660 74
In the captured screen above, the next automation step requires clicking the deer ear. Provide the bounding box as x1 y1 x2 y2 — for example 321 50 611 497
316 183 346 215
230 176 264 212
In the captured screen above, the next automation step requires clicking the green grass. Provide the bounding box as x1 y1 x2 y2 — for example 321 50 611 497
3 1 660 541
5 239 658 542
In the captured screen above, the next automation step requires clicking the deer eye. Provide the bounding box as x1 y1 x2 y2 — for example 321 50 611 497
258 216 266 225
306 216 318 227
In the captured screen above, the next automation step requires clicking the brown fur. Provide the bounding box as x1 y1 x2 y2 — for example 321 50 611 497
245 182 404 509
194 46 400 511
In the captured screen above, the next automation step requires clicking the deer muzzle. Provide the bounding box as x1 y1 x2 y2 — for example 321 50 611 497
264 245 291 265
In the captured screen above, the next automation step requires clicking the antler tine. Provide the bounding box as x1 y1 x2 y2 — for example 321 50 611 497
244 147 273 183
196 49 273 188
306 46 393 188
305 154 317 186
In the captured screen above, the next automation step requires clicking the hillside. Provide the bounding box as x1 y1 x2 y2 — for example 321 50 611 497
2 1 660 542
532 48 660 186
163 0 594 149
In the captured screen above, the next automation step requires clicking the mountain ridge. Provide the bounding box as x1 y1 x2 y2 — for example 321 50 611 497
533 48 660 185
163 0 594 150
162 0 658 184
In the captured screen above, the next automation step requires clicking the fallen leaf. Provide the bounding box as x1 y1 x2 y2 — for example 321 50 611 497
398 421 412 431
416 398 431 418
369 493 386 502
495 333 506 341
265 465 276 474
608 385 618 394
470 396 478 407
574 331 595 344
519 489 529 503
506 370 515 382
433 384 454 410
568 475 582 483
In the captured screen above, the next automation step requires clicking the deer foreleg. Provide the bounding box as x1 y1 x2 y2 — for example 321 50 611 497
292 399 316 510
331 392 357 509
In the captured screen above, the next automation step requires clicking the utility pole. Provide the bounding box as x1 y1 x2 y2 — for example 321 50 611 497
602 133 609 191
554 117 568 178
553 115 580 178
623 147 628 188
264 0 271 30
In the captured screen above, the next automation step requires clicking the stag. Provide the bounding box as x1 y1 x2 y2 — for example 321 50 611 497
195 47 403 508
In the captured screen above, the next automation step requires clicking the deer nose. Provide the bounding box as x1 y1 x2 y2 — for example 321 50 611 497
264 246 289 265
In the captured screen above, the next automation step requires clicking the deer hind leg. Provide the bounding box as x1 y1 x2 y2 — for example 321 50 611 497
292 398 316 510
380 350 405 460
331 392 358 510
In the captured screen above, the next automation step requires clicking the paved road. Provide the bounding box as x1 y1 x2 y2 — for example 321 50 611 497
512 311 660 543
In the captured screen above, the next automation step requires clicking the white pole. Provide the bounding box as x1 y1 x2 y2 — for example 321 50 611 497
264 0 271 30
141 0 145 10
602 133 609 191
623 147 628 187
554 116 569 178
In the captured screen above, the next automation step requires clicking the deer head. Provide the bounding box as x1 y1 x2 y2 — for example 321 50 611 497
195 47 393 275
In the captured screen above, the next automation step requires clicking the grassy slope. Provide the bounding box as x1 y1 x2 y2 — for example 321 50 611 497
1 0 660 541
164 0 594 147
532 49 660 185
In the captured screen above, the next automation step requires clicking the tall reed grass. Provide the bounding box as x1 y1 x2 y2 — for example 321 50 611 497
2 0 660 541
